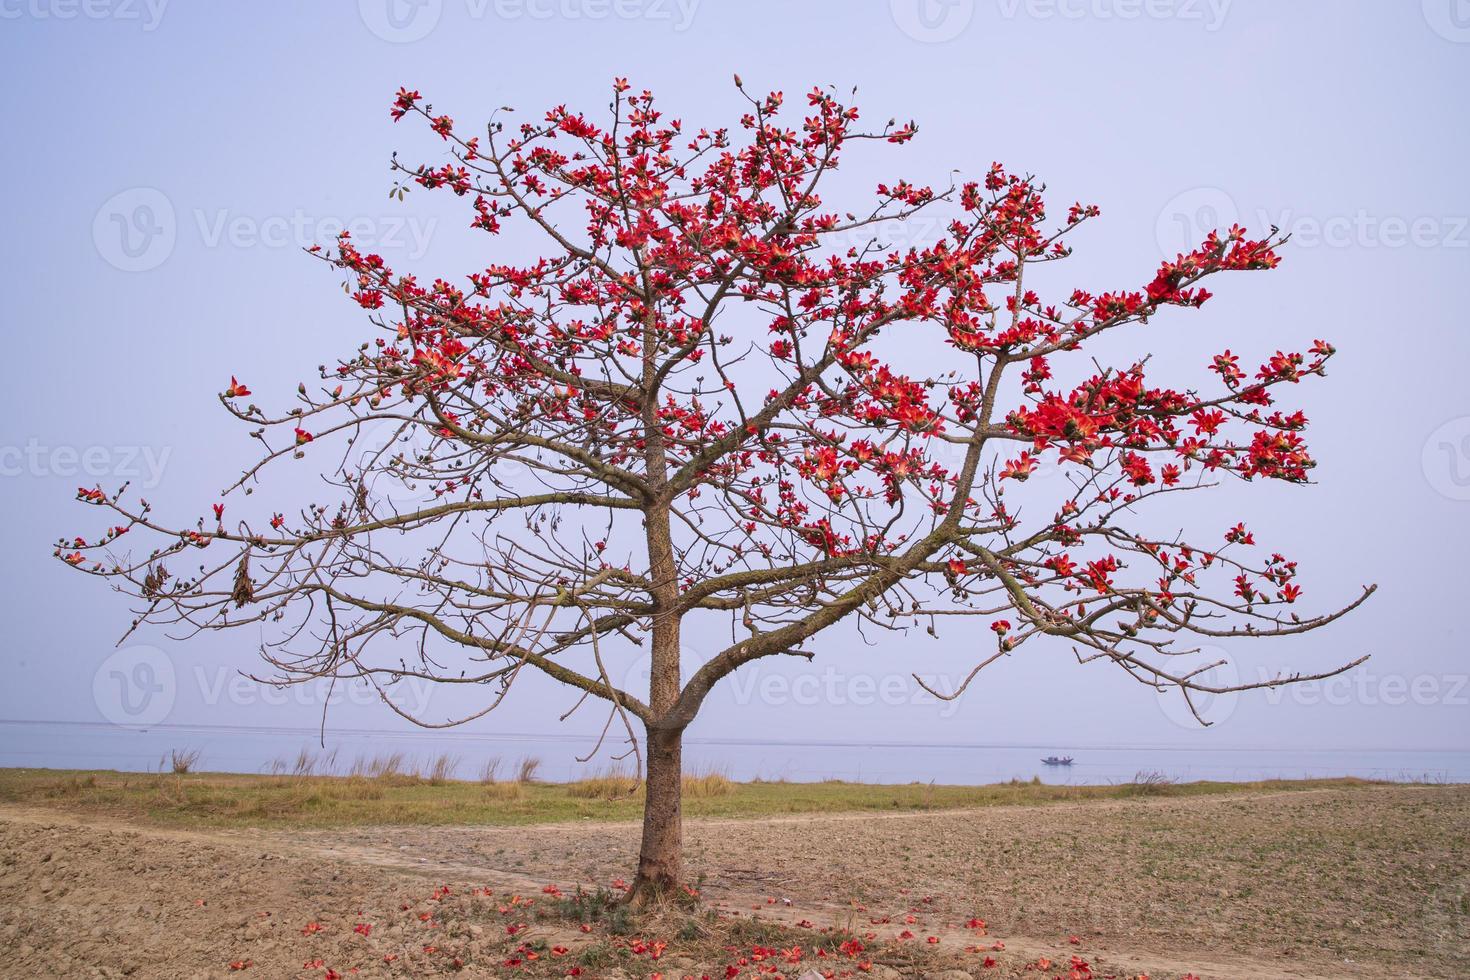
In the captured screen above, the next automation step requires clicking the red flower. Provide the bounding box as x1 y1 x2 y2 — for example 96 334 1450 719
999 452 1037 481
224 376 251 398
1224 522 1255 545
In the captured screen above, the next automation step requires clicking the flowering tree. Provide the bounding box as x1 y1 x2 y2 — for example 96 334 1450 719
62 78 1372 900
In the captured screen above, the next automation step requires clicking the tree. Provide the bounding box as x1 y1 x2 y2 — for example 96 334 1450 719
62 78 1373 902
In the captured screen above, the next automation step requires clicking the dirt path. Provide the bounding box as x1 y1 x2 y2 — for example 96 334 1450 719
2 785 1465 978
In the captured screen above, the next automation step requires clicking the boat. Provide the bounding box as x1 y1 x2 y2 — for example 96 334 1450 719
1040 756 1074 766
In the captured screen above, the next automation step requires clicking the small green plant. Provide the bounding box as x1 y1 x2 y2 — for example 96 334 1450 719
576 943 613 969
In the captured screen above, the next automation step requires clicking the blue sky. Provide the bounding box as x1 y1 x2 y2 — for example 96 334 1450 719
2 0 1467 767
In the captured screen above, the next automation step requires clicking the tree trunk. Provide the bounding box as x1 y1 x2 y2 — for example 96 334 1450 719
632 486 684 903
629 724 683 902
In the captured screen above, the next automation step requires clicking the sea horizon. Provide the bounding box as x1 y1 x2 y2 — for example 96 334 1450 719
4 718 1464 786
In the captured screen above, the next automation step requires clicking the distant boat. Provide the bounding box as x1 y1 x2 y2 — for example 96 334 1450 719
1041 756 1074 766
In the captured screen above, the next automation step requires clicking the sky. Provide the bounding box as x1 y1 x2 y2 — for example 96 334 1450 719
1 0 1467 772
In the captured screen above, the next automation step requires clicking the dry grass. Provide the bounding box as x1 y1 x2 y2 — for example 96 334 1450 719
165 748 201 774
567 768 641 800
0 766 1408 831
1124 769 1176 795
349 752 409 780
682 766 734 798
515 756 542 784
421 753 459 784
481 781 525 801
566 766 734 801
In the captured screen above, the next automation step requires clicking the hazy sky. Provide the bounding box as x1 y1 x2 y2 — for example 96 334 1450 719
2 0 1467 765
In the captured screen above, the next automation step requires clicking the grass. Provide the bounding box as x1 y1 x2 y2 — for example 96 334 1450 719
567 766 735 801
0 765 1391 830
165 748 201 774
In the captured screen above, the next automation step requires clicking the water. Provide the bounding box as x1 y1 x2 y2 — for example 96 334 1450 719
1 719 1464 785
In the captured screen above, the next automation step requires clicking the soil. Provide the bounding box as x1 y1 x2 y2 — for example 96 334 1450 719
1 784 1465 979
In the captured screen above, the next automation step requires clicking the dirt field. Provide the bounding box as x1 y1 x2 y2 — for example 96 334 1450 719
1 783 1465 979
